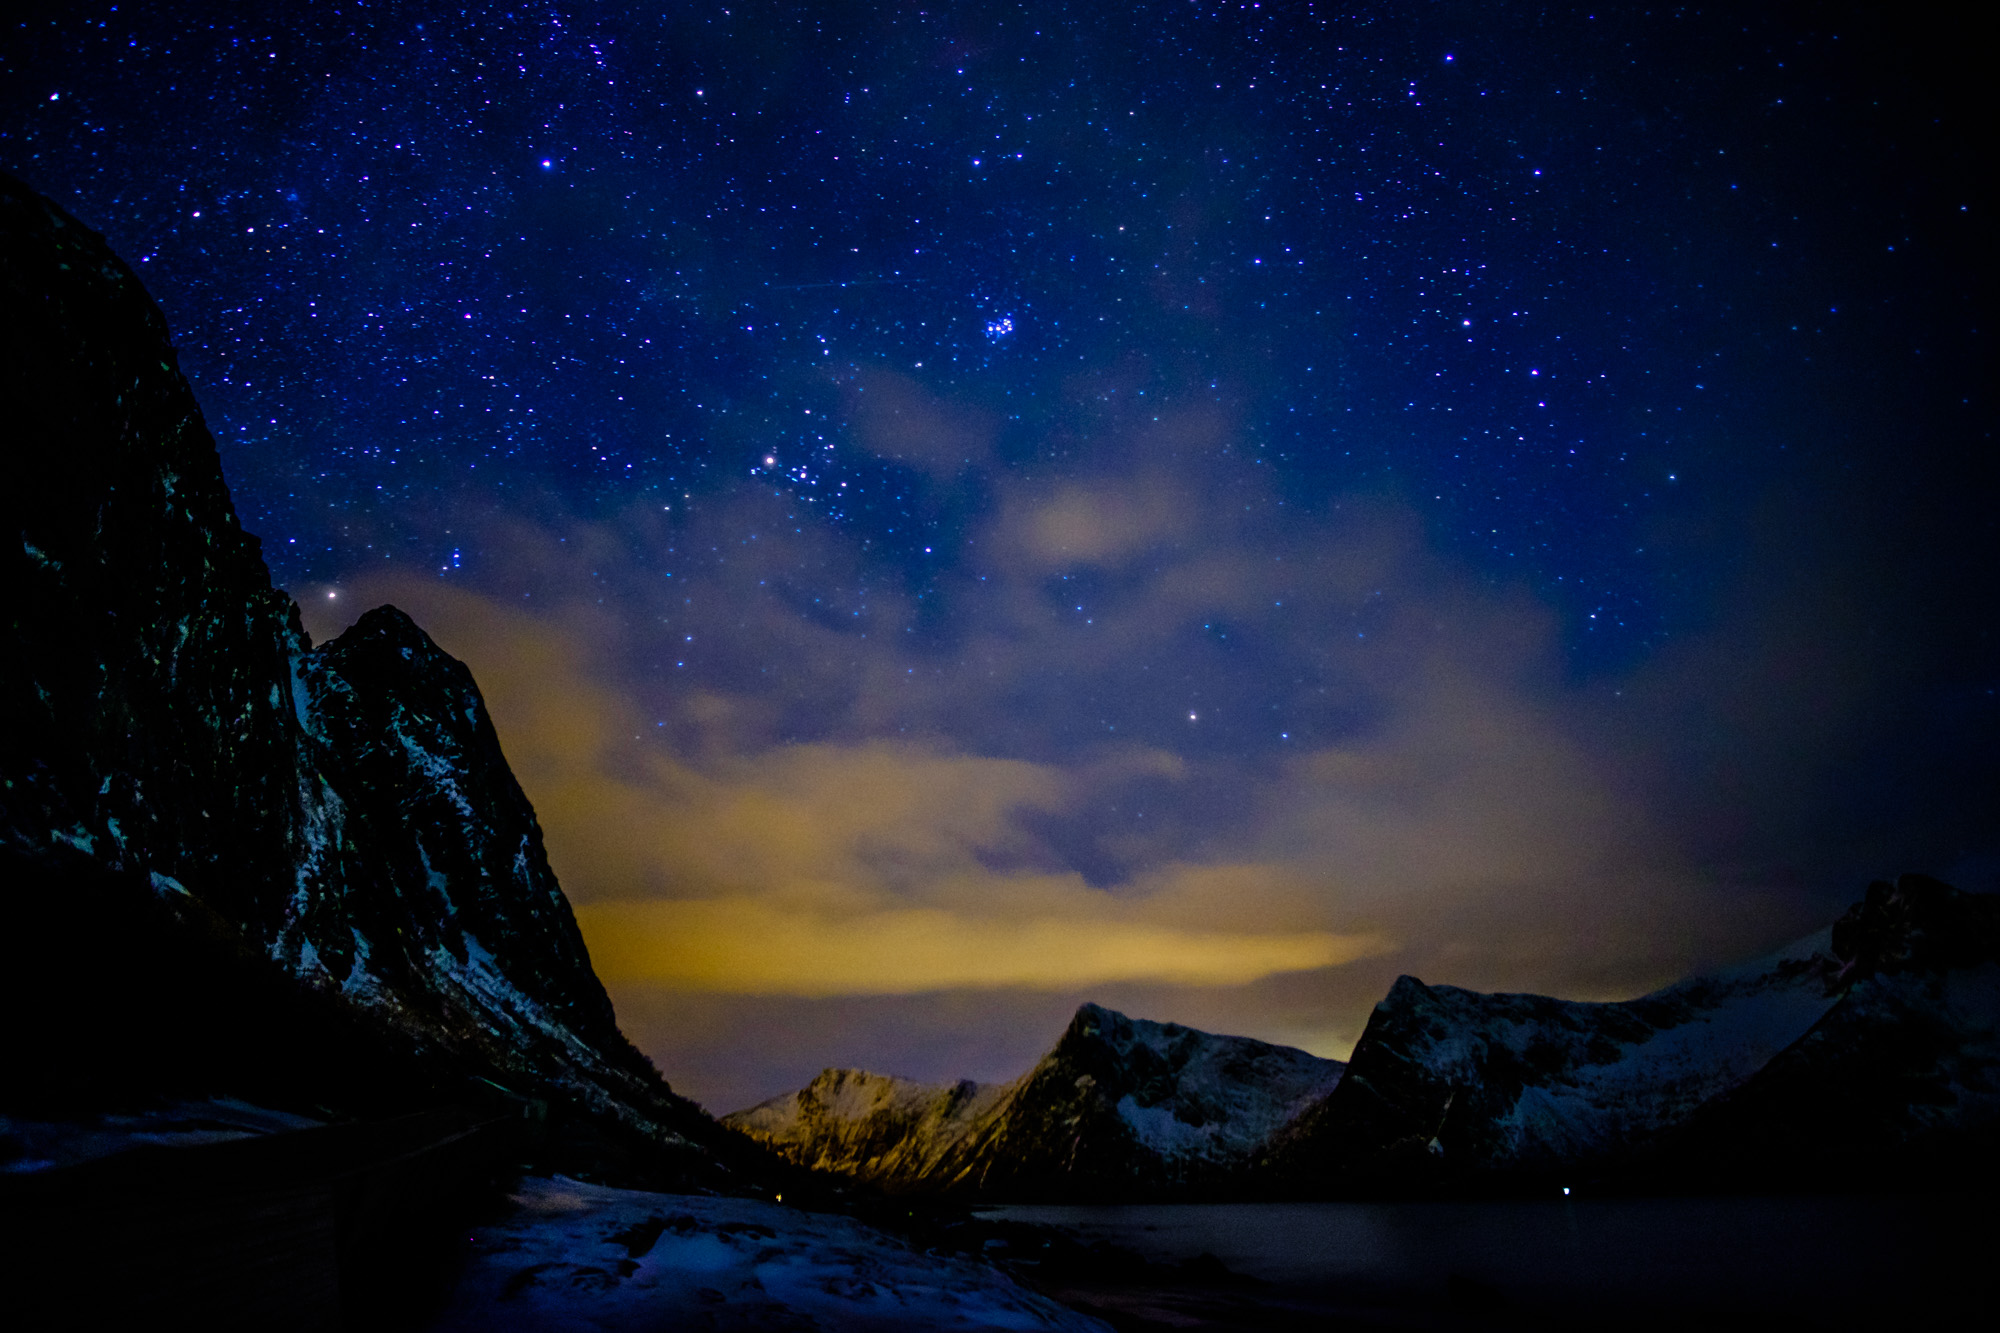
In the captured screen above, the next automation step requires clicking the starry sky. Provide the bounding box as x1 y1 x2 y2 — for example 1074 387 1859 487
4 1 1992 1113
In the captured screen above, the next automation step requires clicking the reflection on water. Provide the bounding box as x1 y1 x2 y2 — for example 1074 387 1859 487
979 1194 1993 1320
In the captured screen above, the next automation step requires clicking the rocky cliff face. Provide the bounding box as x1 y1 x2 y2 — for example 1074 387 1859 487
1263 873 1999 1191
0 172 720 1170
1660 875 2000 1183
723 1068 1011 1186
725 1004 1344 1198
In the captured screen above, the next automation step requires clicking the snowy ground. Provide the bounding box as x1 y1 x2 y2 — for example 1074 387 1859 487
0 1096 324 1173
430 1176 1112 1332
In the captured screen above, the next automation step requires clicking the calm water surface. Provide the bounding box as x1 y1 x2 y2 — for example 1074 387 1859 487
979 1195 1993 1320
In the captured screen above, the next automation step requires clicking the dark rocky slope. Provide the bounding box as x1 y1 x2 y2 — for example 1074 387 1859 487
726 1003 1344 1199
1262 873 1999 1193
1658 874 2000 1184
0 171 734 1182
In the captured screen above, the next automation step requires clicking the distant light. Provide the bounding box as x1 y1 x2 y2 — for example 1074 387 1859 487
541 159 552 168
50 92 60 101
1188 712 1198 721
327 590 338 600
1562 1186 1572 1196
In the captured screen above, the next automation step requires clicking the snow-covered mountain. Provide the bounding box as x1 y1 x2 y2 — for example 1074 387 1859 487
725 1068 1014 1186
1263 873 1999 1190
1660 874 2000 1184
0 172 731 1177
725 1003 1344 1198
730 877 1998 1200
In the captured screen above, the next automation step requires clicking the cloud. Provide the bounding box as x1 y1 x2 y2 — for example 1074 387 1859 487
303 571 1383 996
578 896 1387 995
300 401 1909 1099
841 367 995 478
1003 475 1196 570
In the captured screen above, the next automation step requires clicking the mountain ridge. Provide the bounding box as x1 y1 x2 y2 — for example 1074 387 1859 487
1263 872 1999 1192
0 170 735 1181
730 878 1998 1199
726 1002 1345 1199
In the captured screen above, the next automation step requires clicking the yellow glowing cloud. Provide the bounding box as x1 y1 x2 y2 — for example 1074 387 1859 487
575 896 1391 995
302 474 1729 1015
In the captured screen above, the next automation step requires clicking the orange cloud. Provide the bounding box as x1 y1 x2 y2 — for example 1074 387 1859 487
297 417 1833 1053
579 897 1388 995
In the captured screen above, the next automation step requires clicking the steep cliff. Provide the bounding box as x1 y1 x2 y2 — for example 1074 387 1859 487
0 172 722 1174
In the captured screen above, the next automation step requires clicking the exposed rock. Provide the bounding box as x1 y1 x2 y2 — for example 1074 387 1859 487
0 171 729 1179
1661 875 2000 1184
1263 873 1999 1191
726 1003 1344 1198
723 1068 1009 1187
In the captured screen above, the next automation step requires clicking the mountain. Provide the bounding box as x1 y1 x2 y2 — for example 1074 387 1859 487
1659 874 2000 1184
723 1068 1012 1187
0 172 729 1180
725 1003 1344 1198
1262 873 2000 1192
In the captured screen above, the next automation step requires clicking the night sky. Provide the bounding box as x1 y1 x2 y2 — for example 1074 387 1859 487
5 1 1992 1113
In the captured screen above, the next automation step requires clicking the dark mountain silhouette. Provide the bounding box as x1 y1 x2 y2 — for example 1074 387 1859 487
1261 873 1999 1193
0 170 739 1184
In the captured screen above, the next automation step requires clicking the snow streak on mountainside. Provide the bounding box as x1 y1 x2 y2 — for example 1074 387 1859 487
726 1068 1012 1185
1664 875 2000 1180
0 173 718 1163
1266 873 2000 1188
726 1004 1344 1198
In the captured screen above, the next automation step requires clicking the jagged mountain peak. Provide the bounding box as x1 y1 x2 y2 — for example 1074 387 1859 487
723 1066 1009 1185
323 602 438 652
1833 872 2000 980
726 1007 1345 1199
1263 877 1999 1191
796 1067 993 1119
286 598 623 1046
1 171 735 1182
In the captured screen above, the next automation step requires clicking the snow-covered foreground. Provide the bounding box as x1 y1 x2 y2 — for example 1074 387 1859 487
431 1176 1112 1332
0 1096 325 1173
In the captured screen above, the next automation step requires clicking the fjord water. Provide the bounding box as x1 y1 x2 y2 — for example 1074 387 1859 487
982 1195 1993 1321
